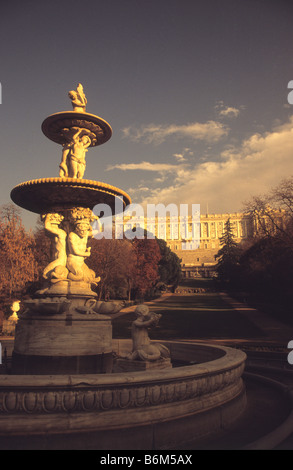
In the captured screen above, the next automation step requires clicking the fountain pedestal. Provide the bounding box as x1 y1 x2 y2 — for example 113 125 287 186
12 309 113 375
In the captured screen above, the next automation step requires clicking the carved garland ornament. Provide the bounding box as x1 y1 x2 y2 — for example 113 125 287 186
0 363 244 415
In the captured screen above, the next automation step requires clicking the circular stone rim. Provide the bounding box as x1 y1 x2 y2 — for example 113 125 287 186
41 111 113 147
10 177 132 215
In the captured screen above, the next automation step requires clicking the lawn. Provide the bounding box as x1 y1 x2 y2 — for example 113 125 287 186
112 291 264 341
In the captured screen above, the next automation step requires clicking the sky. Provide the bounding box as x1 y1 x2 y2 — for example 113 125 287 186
0 0 293 230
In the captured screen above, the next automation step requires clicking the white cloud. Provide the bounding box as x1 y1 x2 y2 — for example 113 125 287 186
219 106 240 118
173 153 186 162
126 186 150 194
107 161 180 173
173 147 194 162
133 116 293 214
183 147 194 156
121 120 229 144
215 101 242 119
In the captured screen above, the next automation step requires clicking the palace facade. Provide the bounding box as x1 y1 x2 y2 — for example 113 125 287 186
116 211 253 278
167 212 253 278
114 208 286 278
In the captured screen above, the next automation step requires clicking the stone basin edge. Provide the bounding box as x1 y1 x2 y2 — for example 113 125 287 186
0 342 247 388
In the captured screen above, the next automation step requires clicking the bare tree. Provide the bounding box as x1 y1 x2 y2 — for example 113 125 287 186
243 176 293 248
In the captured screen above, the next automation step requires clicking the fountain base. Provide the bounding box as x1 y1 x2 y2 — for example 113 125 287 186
0 341 247 450
11 306 113 375
11 351 113 375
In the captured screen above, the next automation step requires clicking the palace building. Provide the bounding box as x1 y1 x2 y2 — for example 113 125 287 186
114 211 252 278
113 208 286 278
167 212 253 278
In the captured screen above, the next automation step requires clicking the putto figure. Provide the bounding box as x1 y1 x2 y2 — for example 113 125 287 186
42 212 68 281
128 305 170 362
67 219 98 284
68 83 87 112
59 128 91 178
41 207 100 288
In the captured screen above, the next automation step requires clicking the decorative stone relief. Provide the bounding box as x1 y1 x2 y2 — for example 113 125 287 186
0 362 245 415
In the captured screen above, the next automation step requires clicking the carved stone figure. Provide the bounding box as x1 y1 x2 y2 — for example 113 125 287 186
59 128 91 178
9 300 21 322
59 142 71 178
1 300 21 335
68 83 87 112
128 305 170 362
67 218 99 284
40 207 100 292
42 213 68 281
75 299 124 316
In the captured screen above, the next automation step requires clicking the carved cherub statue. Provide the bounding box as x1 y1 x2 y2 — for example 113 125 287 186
42 213 68 281
128 305 170 362
39 208 100 293
59 128 91 178
66 217 100 285
68 83 87 112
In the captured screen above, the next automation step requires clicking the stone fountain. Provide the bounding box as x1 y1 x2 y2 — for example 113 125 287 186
10 84 131 376
11 84 130 374
0 85 247 450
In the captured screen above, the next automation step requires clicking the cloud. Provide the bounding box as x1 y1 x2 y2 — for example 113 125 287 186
107 161 180 173
133 116 293 214
173 147 194 162
126 185 150 194
173 153 187 162
219 106 240 118
121 120 229 144
215 101 242 119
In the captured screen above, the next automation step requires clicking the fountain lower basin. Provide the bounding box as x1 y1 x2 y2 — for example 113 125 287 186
0 340 246 450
